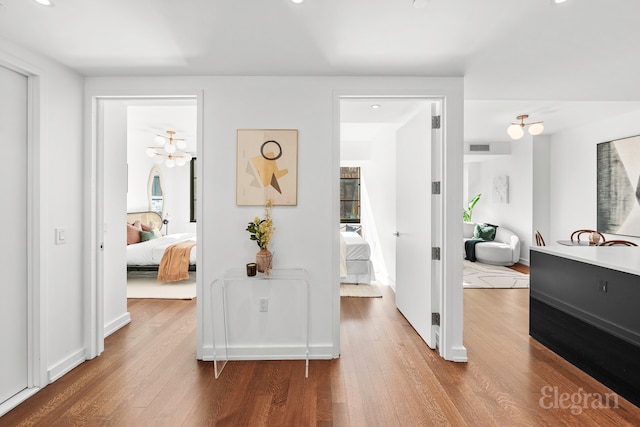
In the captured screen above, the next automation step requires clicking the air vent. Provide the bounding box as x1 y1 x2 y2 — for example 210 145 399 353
469 144 491 152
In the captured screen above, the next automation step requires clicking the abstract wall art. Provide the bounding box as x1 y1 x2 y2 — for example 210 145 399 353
492 175 509 203
236 129 298 206
597 135 640 237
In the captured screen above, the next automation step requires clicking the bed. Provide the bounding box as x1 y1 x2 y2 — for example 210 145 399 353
340 231 375 284
126 211 196 273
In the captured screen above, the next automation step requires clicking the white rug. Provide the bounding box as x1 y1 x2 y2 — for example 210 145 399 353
340 282 383 298
463 260 529 289
127 272 197 299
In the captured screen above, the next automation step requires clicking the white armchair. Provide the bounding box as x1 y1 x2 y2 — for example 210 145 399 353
463 222 521 266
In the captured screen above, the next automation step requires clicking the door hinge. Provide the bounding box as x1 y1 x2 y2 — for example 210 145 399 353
432 115 441 130
432 247 441 260
432 312 440 326
432 181 441 195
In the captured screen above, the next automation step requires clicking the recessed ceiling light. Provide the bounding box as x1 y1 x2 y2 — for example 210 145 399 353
553 0 567 3
33 0 54 6
371 104 381 109
291 0 304 4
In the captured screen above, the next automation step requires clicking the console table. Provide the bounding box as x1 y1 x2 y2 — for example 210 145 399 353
209 268 311 378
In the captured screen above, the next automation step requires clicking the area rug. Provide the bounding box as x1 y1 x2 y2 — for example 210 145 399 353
463 260 529 289
340 282 383 298
127 272 196 299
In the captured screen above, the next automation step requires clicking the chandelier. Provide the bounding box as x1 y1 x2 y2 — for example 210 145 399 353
145 130 193 168
506 115 544 140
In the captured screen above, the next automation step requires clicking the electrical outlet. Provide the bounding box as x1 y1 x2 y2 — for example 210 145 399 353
259 297 269 312
598 280 608 293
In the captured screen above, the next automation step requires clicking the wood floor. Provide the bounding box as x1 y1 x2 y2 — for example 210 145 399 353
3 287 640 426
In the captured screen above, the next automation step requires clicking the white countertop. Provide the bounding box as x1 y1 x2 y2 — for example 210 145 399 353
531 245 640 276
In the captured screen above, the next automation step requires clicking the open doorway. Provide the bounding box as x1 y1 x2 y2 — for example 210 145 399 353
96 97 199 347
339 97 442 349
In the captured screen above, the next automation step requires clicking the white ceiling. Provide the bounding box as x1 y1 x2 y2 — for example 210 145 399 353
2 0 640 143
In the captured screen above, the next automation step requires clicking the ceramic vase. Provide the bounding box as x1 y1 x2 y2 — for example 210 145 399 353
256 248 273 274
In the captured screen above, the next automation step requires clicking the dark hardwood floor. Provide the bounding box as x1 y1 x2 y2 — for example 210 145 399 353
508 262 530 274
3 286 639 426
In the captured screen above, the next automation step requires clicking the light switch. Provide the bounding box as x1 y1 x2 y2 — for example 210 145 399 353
55 228 67 245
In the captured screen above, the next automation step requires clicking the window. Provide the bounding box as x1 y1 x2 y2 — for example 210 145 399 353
190 158 197 222
340 167 360 223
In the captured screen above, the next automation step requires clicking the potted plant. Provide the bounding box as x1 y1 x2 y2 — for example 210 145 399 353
463 193 481 222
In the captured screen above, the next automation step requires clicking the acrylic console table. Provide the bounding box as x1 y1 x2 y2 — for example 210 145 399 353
209 268 311 379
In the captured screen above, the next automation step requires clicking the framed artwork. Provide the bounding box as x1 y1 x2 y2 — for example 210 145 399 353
492 175 509 203
597 135 640 237
236 129 298 206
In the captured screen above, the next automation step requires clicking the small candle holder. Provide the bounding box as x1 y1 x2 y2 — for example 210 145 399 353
246 263 257 277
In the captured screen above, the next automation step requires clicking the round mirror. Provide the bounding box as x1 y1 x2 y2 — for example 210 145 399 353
148 166 165 219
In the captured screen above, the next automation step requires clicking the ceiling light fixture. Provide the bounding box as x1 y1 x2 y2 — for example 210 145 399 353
145 130 193 168
506 115 544 140
553 0 568 4
291 0 304 4
33 0 54 6
371 104 380 109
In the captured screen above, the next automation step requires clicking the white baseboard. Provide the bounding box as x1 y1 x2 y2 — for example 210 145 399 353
104 312 131 337
0 387 40 417
443 345 468 362
200 344 335 361
48 348 86 383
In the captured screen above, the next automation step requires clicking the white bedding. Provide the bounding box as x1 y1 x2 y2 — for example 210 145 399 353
340 231 371 260
339 231 374 284
127 233 196 266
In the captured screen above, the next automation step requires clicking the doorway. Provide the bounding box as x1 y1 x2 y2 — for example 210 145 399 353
90 95 201 357
0 58 45 416
339 97 443 350
0 63 29 406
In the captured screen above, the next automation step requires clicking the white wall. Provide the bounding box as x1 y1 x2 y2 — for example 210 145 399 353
532 135 551 245
360 128 397 287
126 104 197 234
85 75 466 362
0 39 86 385
467 137 533 264
549 110 640 245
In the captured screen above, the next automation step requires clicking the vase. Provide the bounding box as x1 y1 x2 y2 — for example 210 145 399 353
256 248 273 275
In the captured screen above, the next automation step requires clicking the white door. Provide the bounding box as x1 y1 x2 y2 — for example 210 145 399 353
395 103 435 348
0 65 29 403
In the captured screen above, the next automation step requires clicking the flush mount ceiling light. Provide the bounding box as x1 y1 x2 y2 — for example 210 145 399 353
145 130 193 168
506 115 544 140
371 104 381 109
33 0 54 6
553 0 568 4
290 0 304 3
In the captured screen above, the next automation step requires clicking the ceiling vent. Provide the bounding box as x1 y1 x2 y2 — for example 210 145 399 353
469 144 491 152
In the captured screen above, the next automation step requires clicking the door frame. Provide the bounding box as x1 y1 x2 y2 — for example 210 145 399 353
0 54 47 415
85 89 204 360
332 87 467 361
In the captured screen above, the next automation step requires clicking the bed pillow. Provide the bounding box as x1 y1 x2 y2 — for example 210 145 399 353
473 223 498 241
127 223 142 245
139 230 157 242
141 221 162 237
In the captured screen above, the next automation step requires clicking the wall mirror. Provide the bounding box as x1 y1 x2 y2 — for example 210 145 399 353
148 166 165 218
